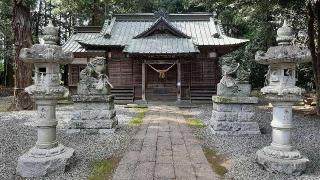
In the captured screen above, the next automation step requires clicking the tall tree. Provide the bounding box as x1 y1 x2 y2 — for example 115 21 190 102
307 0 320 115
0 0 14 87
34 0 43 42
12 0 34 109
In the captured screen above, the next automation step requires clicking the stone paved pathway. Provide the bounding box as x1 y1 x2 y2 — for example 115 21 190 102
113 105 218 180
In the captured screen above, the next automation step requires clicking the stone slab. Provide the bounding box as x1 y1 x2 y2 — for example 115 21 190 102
71 109 116 120
73 102 114 110
113 105 218 180
72 94 114 102
174 164 196 179
210 121 260 135
212 95 258 104
68 117 118 129
211 111 255 122
16 147 75 177
213 103 256 112
133 162 155 180
155 163 175 179
66 128 116 134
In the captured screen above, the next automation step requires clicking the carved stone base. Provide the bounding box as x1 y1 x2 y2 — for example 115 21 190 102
67 128 116 134
68 117 118 130
256 146 309 175
217 83 251 97
209 96 260 135
16 144 75 177
69 95 118 132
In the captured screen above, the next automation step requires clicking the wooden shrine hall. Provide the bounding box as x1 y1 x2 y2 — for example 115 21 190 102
63 12 248 103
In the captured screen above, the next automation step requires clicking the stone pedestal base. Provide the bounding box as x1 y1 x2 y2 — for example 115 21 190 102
209 96 260 135
16 144 75 177
69 95 118 133
256 146 309 175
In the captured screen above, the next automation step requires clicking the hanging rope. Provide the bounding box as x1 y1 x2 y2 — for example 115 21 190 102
147 63 176 79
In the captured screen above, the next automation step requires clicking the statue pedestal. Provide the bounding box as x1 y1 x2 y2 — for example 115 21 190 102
68 94 118 133
217 83 252 97
209 96 260 135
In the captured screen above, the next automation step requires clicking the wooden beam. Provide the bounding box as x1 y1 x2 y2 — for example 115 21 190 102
142 61 146 101
177 61 181 102
145 60 177 64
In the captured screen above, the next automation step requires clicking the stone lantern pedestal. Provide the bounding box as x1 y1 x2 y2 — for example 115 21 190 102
256 95 309 175
16 22 75 177
255 20 311 175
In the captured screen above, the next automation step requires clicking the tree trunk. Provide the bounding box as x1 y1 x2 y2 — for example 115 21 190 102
34 0 43 43
316 1 320 115
91 0 99 25
12 0 33 110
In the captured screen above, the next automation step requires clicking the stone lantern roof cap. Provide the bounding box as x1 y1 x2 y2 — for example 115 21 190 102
19 22 73 64
255 20 311 65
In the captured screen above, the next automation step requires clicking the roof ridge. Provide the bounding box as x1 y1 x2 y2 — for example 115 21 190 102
134 17 190 39
113 13 214 21
100 17 116 37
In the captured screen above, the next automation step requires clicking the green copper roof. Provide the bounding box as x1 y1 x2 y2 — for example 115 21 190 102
63 13 249 54
124 35 199 54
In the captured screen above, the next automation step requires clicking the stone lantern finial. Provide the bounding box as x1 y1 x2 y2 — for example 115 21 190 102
276 20 294 45
43 20 59 45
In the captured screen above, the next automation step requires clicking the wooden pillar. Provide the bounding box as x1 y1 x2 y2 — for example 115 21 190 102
177 61 181 102
142 61 146 101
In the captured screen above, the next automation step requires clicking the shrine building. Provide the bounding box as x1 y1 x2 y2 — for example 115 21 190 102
63 12 248 103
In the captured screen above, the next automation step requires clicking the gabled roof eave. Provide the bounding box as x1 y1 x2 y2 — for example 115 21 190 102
133 17 190 39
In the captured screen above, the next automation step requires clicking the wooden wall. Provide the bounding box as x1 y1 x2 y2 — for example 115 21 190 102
108 60 133 87
68 49 219 101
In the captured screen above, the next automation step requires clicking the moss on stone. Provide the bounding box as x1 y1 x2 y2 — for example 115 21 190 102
88 156 121 180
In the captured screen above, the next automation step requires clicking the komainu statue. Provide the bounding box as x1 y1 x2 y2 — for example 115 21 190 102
77 57 113 95
218 56 251 96
69 57 118 133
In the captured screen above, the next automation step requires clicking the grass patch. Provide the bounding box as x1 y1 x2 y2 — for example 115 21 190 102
88 156 121 180
184 115 205 128
203 147 228 177
129 107 147 126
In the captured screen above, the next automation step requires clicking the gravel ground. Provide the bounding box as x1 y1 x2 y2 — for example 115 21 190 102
191 105 320 180
0 104 137 180
0 96 14 112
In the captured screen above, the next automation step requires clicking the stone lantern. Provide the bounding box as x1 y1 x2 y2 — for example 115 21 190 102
17 21 75 177
255 20 311 175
